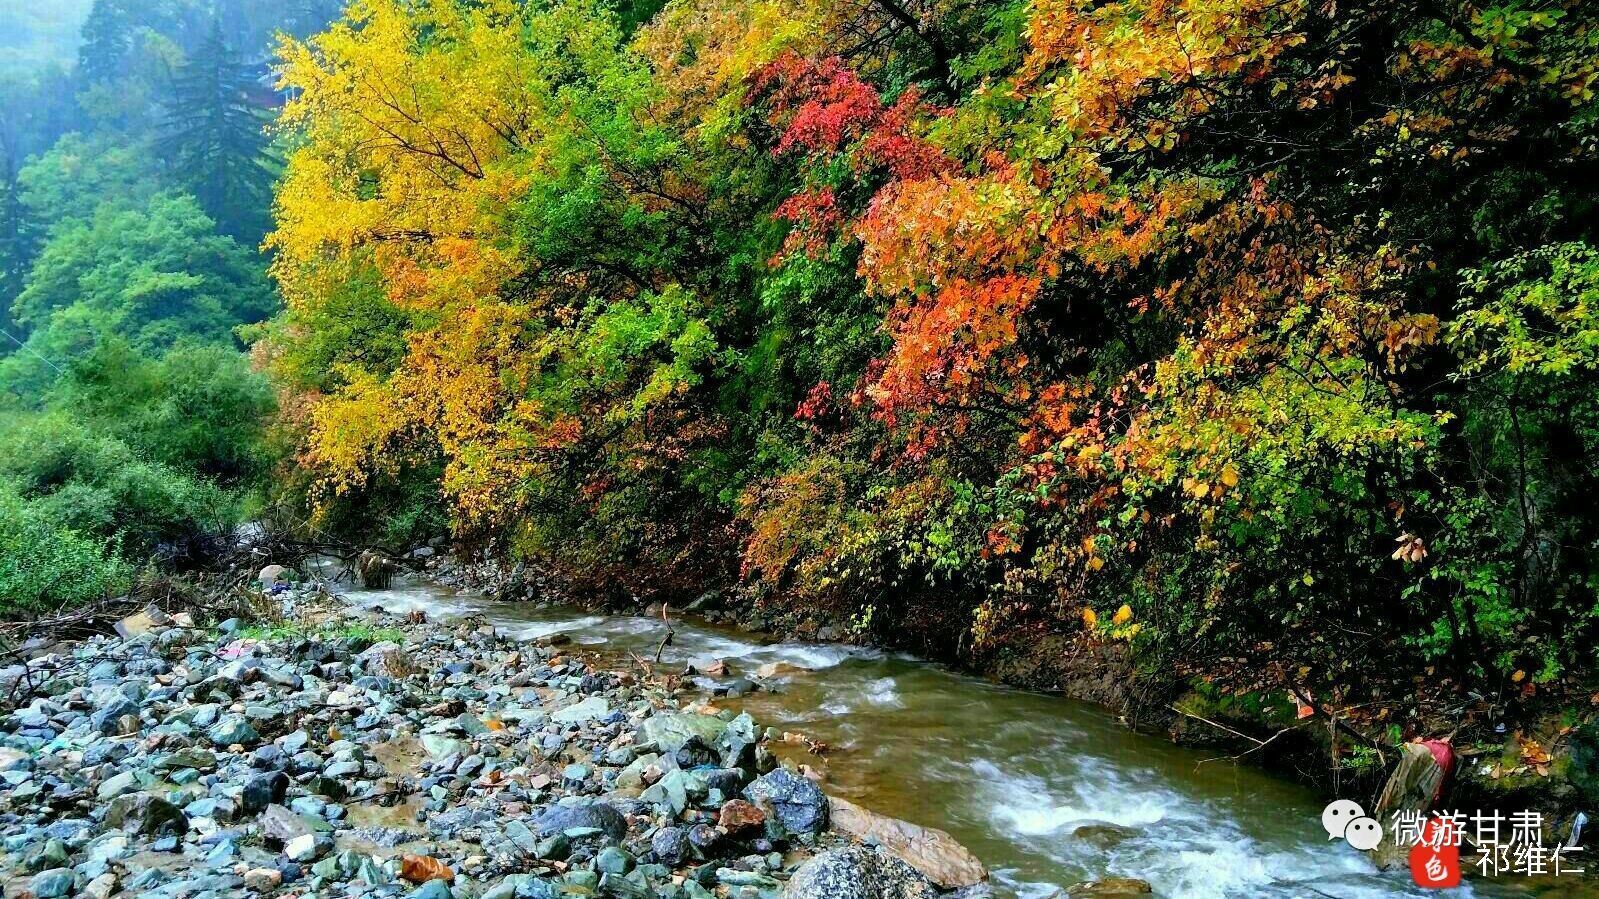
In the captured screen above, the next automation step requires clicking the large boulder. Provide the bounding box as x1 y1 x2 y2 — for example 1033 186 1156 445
640 712 726 751
532 801 627 842
257 565 292 588
787 844 938 899
743 769 828 837
828 797 987 889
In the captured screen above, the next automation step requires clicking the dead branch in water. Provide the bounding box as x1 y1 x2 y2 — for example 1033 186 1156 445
654 603 674 665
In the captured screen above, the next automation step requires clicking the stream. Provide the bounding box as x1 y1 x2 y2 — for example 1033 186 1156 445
333 573 1590 899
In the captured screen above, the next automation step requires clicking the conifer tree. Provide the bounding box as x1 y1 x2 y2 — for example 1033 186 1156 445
159 19 274 238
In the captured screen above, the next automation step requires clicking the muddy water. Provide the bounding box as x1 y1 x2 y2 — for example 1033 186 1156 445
335 575 1586 899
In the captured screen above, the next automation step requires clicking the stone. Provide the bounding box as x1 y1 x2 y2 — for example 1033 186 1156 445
828 796 987 889
532 801 627 842
285 832 331 862
258 564 292 587
259 804 323 844
29 868 76 899
717 799 766 835
641 712 726 751
786 845 939 899
615 752 660 791
1060 878 1154 897
243 867 283 891
594 846 633 875
241 771 288 814
97 770 140 801
641 768 688 815
651 826 690 866
550 696 609 725
105 792 188 836
414 880 453 899
91 696 140 735
421 734 466 759
744 768 828 836
114 606 172 639
208 714 261 748
1071 822 1141 849
84 873 117 899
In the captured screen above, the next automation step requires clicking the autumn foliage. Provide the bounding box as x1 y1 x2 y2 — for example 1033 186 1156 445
263 0 1599 699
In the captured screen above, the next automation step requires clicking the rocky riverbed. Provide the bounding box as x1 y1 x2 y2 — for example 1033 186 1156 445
0 587 1011 899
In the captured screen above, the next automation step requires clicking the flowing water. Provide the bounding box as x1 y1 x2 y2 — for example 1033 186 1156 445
333 574 1593 899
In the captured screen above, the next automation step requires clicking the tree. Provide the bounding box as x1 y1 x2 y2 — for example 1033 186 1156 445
159 19 275 238
6 192 273 392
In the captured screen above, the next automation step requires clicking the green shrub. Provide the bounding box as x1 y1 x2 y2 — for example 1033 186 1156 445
0 413 239 555
0 483 132 614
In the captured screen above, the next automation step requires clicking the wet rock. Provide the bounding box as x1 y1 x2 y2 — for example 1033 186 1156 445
1058 878 1154 897
356 550 397 589
829 796 988 888
787 844 939 899
1070 822 1141 850
744 768 828 837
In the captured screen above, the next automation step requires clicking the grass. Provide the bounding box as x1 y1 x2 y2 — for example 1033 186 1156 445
232 621 408 645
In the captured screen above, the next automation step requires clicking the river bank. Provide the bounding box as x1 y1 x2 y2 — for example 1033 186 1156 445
423 553 1599 886
0 583 1015 899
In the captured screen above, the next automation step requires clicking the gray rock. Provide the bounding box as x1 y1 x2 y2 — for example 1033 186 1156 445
532 801 627 841
259 803 324 845
284 832 332 862
550 696 609 725
743 768 828 836
207 714 260 747
787 845 939 899
90 696 140 735
105 792 187 836
640 712 726 751
651 826 690 866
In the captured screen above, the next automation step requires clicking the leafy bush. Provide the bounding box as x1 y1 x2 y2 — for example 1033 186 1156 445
0 482 131 614
0 413 239 556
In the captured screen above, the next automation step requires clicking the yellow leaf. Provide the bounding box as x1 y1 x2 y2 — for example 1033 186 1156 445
1081 608 1098 629
1112 604 1133 625
1511 669 1526 683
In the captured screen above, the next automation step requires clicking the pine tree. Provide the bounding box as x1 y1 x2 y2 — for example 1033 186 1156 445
77 0 138 85
159 19 275 239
